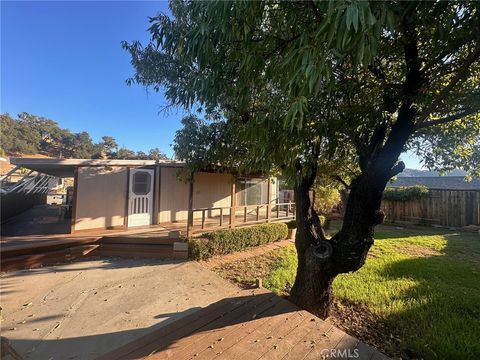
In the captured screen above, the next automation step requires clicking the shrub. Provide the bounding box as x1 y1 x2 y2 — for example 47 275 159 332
188 222 288 260
383 185 429 201
313 185 341 215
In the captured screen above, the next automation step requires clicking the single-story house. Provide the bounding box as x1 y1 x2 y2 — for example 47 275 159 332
8 158 287 235
387 176 480 190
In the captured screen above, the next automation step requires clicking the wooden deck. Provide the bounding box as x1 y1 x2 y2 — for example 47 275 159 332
98 288 388 360
0 225 188 272
0 217 293 272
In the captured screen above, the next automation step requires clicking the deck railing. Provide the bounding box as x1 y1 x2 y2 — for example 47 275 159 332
187 201 295 235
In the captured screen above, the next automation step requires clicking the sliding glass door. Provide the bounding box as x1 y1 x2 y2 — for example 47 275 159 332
236 178 268 206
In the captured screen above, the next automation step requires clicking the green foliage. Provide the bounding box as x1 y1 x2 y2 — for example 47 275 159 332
313 185 341 215
383 185 429 201
188 223 288 260
124 1 480 183
263 246 298 294
0 112 169 160
262 228 480 359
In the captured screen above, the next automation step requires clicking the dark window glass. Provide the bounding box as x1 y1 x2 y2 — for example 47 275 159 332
133 172 151 195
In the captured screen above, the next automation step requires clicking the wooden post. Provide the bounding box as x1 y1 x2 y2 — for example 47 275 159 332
153 164 160 225
266 178 271 223
70 168 79 234
201 209 206 229
187 178 194 237
220 208 223 226
230 180 236 228
244 206 247 223
256 205 260 221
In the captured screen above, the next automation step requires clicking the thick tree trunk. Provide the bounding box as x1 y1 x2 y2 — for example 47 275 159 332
290 168 335 318
291 4 423 318
290 168 394 318
290 109 415 318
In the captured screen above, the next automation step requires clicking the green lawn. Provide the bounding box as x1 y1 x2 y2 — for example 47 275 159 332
263 226 480 359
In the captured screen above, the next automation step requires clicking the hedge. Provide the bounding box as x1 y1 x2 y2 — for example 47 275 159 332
188 222 288 260
383 185 429 201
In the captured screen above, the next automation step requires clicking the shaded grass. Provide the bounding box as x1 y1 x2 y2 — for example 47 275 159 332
261 227 480 359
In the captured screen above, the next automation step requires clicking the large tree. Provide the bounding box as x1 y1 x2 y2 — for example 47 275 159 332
124 0 480 317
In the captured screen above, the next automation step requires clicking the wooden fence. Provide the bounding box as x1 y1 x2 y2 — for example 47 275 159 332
381 189 480 227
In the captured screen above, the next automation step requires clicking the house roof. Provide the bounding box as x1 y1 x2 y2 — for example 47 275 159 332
10 158 185 177
387 176 480 190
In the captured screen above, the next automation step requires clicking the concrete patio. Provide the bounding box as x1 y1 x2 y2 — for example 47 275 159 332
0 258 239 359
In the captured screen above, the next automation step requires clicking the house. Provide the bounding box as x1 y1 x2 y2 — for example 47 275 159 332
5 158 289 236
387 176 480 190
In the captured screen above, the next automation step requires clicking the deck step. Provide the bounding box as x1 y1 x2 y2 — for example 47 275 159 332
95 243 188 259
0 244 100 272
100 236 178 245
1 236 102 258
1 236 189 272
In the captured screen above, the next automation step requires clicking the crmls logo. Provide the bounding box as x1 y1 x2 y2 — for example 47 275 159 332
320 348 360 359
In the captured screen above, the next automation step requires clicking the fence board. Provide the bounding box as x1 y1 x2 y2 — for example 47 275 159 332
381 189 480 227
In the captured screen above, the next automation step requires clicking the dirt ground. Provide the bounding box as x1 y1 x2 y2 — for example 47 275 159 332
0 257 239 359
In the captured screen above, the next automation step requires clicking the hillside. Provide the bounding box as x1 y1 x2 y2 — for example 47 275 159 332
398 168 467 177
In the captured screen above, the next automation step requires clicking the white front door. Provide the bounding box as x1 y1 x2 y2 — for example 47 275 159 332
128 169 154 227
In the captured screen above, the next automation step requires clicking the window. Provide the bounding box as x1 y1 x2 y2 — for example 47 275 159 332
236 178 268 205
133 171 151 195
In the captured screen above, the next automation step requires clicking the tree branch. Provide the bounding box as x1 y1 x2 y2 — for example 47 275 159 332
416 45 480 125
416 108 480 130
389 161 405 178
334 175 351 189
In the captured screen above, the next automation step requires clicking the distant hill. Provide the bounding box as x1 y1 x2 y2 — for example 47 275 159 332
1 112 169 161
398 168 467 177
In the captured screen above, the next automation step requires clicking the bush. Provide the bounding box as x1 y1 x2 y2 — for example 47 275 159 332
383 185 429 201
188 222 288 260
313 185 341 215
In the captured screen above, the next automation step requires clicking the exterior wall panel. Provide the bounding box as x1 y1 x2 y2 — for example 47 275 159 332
74 167 128 231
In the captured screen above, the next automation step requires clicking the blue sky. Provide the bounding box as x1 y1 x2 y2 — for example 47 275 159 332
2 0 184 157
1 1 422 168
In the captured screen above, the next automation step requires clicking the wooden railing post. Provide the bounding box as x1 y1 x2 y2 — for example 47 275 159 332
187 179 194 237
220 208 223 226
244 206 247 223
266 178 271 223
256 205 260 221
201 209 206 229
230 180 236 228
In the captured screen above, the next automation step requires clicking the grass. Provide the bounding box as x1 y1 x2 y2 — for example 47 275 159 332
216 225 480 359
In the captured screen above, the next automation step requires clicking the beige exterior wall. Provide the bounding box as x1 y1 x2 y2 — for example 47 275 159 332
193 172 232 218
158 168 279 223
73 164 279 229
74 167 128 231
158 169 233 223
158 167 191 223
